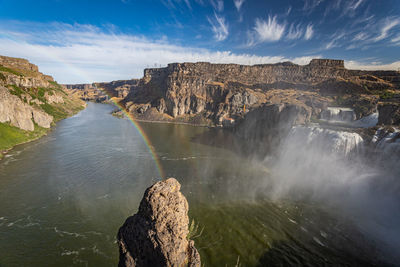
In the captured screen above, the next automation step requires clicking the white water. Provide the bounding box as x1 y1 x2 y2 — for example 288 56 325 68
372 127 400 154
288 125 364 155
320 107 379 128
262 124 400 263
320 107 356 123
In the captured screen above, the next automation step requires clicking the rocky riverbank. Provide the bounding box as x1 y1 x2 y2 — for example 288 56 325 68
0 55 85 158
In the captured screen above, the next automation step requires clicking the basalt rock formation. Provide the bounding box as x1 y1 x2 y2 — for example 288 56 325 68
0 55 85 153
117 178 201 267
112 59 399 129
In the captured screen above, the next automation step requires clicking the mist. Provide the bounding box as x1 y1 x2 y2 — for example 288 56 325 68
258 125 400 262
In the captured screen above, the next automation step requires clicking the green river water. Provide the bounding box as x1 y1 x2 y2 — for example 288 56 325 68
0 102 387 266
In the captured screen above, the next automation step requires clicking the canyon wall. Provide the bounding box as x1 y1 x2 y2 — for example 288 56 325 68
118 59 399 128
0 55 85 152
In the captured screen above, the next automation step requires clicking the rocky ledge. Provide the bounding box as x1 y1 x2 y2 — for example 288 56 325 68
117 178 201 267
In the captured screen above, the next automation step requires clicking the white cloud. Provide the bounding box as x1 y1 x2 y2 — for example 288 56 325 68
346 60 400 70
348 0 364 10
353 32 368 41
208 13 229 41
391 35 400 43
210 0 223 12
287 23 303 40
233 0 245 11
0 22 324 83
304 24 314 40
254 15 285 42
324 31 345 49
374 18 400 42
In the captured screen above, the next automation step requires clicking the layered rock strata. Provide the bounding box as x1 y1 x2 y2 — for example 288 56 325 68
116 59 399 127
117 178 201 267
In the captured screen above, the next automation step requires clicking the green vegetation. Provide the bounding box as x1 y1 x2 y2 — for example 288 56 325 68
379 90 396 100
0 122 47 155
0 72 6 81
8 84 25 98
0 65 23 76
187 219 204 240
40 103 68 121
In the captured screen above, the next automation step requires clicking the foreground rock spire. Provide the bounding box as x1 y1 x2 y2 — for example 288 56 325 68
117 178 201 267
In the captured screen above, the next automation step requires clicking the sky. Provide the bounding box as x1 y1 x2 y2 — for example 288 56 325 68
0 0 399 83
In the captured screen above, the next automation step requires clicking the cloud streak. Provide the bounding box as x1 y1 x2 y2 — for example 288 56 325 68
208 13 229 41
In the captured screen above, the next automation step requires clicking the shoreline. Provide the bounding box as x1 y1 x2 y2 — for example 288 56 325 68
0 104 86 161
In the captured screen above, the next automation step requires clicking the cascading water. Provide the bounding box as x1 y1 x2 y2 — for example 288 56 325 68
320 107 379 128
372 127 400 155
262 122 400 263
320 107 356 123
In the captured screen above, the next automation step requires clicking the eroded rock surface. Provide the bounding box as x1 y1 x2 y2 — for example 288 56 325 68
0 85 53 130
113 59 399 127
117 178 201 267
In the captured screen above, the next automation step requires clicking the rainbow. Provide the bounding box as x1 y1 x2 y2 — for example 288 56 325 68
107 97 166 179
5 32 166 179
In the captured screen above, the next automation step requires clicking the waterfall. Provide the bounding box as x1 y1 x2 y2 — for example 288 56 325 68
320 107 356 123
287 125 364 155
372 127 400 155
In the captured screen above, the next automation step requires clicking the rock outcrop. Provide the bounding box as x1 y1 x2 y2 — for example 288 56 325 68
0 55 85 153
378 103 400 125
117 178 201 267
0 85 53 130
116 59 399 127
63 84 109 102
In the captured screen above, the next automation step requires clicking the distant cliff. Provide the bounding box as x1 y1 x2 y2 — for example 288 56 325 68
114 59 399 128
0 55 85 156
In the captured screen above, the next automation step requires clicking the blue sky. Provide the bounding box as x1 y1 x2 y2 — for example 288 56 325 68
0 0 399 83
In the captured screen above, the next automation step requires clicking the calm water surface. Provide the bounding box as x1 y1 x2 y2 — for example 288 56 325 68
0 103 384 266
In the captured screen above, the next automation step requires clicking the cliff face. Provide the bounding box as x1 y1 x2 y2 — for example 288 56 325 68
119 59 399 127
63 83 109 102
117 178 201 267
0 55 85 153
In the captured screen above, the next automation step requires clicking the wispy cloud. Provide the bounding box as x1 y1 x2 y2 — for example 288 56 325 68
353 32 368 41
207 13 229 41
304 24 314 40
210 0 223 12
286 23 313 41
0 22 325 83
287 23 303 40
303 0 325 14
253 15 285 42
374 18 400 42
233 0 245 12
285 6 292 16
346 60 400 70
325 31 345 49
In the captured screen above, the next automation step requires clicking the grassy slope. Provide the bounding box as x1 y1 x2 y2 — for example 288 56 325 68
0 72 85 158
0 123 48 159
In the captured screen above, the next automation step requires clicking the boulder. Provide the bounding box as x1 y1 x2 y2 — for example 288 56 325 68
117 178 201 267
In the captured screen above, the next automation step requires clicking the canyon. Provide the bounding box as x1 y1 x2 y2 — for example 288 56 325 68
0 55 85 156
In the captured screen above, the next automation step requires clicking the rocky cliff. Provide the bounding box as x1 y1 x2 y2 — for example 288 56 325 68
115 59 399 129
63 83 109 102
0 55 85 154
117 178 201 267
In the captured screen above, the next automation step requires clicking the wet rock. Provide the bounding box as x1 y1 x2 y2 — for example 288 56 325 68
117 178 201 267
378 103 400 125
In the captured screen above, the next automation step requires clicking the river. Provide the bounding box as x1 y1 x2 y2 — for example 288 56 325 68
0 102 389 266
